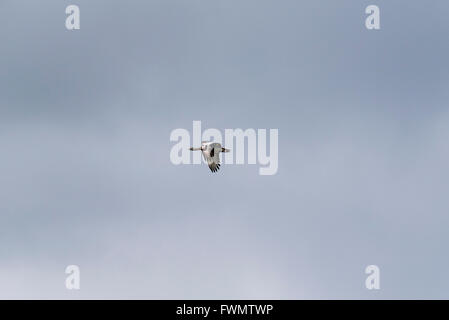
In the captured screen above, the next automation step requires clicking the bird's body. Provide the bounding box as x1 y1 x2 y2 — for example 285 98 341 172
190 141 230 173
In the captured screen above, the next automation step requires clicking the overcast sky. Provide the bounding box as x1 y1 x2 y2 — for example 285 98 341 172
1 0 449 299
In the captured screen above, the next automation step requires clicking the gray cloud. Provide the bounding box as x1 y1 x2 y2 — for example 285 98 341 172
1 0 449 299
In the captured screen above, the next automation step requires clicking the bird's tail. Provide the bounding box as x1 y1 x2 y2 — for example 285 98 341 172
221 148 230 153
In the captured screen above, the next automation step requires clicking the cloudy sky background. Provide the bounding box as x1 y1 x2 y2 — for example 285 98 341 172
1 0 449 299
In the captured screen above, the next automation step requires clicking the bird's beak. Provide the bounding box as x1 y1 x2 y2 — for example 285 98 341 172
189 147 193 151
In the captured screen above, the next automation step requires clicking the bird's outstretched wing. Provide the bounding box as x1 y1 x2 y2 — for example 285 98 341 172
202 150 221 173
208 161 220 172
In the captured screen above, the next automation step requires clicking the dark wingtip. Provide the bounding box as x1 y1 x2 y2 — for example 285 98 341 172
208 163 221 173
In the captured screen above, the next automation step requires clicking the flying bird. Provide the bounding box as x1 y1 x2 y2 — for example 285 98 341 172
190 141 230 173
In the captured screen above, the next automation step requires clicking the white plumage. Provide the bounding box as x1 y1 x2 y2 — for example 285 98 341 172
190 141 230 173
